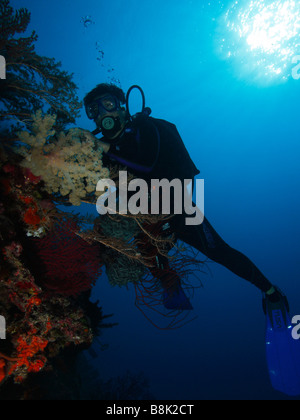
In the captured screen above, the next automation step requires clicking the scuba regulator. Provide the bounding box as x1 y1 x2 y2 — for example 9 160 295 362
125 85 152 121
91 85 152 141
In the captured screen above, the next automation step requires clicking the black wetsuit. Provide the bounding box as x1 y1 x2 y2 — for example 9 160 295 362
102 114 272 293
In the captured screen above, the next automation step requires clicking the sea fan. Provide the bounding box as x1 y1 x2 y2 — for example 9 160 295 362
33 220 103 296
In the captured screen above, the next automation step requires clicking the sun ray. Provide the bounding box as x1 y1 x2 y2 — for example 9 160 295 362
218 0 300 84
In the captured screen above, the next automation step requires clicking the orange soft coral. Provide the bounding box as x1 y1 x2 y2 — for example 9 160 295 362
8 335 48 380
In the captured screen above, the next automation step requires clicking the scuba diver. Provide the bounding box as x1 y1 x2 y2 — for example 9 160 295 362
83 83 300 396
83 83 282 303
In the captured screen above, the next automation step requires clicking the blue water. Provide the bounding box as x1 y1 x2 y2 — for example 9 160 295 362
10 0 300 400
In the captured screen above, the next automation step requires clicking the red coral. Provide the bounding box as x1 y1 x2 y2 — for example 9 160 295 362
8 335 48 379
16 336 48 360
34 220 103 296
3 242 43 314
23 207 41 226
4 241 23 258
23 168 41 185
0 359 6 383
19 195 35 205
3 165 41 186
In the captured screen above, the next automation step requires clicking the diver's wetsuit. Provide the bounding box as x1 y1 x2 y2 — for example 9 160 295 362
102 114 273 293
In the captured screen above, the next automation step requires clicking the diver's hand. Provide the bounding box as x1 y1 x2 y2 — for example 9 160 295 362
81 129 111 153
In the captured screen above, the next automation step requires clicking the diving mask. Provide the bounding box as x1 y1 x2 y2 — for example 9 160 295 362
85 95 121 120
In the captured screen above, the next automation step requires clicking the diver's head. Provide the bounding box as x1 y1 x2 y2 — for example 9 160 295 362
84 83 127 141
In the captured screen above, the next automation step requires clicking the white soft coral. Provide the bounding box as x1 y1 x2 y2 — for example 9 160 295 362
17 111 110 206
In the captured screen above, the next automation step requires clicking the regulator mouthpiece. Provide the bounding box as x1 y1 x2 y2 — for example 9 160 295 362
100 115 122 139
